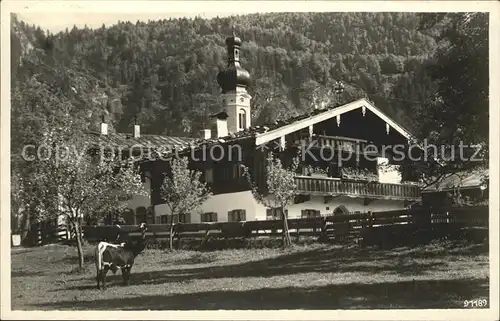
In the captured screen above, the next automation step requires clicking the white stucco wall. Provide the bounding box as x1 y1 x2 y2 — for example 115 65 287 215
285 195 405 218
154 190 268 223
153 190 406 223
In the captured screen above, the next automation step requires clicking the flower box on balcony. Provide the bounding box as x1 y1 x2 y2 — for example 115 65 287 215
341 167 378 182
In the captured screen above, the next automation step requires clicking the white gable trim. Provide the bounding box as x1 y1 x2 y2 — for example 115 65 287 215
255 98 413 146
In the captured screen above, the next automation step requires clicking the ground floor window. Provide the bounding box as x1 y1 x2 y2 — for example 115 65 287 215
201 212 218 222
228 209 246 222
266 208 287 220
301 209 321 218
179 213 191 224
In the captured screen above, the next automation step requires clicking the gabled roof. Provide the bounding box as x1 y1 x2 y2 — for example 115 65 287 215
422 168 489 193
87 131 194 151
255 98 413 146
137 98 414 162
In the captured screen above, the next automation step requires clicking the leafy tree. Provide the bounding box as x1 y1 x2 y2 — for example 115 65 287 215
159 157 212 250
28 121 147 269
244 152 299 248
408 13 489 189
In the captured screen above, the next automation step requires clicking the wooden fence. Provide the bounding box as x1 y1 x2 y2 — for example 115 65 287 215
78 205 488 249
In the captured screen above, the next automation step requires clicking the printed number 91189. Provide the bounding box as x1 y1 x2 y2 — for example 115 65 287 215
464 299 488 308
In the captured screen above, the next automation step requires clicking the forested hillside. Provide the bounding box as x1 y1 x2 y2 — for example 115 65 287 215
11 12 439 137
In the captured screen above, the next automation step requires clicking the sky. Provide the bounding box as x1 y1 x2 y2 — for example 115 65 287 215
16 12 239 33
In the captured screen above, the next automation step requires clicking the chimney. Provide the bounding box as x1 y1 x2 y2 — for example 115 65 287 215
133 124 140 138
200 129 211 140
100 115 108 135
209 111 229 138
133 115 140 138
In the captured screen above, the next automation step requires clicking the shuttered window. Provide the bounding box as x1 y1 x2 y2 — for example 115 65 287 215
179 213 191 224
228 209 246 222
201 212 218 222
301 209 321 218
266 208 288 220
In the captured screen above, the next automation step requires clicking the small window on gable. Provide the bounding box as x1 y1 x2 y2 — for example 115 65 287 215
205 168 213 184
238 109 247 130
231 163 243 179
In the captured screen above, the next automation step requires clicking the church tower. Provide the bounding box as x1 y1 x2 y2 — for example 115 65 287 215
216 27 252 134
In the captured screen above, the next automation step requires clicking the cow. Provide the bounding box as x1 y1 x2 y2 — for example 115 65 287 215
95 223 147 290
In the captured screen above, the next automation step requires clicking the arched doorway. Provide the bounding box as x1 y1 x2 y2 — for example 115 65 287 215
333 205 350 216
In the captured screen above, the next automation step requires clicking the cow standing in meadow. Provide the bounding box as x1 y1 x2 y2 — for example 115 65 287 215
95 223 147 290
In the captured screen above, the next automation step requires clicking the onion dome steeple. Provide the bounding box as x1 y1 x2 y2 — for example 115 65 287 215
217 26 251 93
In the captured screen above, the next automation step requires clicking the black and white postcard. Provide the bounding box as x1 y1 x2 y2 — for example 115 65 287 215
1 1 498 320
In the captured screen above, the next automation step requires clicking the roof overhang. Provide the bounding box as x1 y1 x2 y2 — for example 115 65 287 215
255 98 413 146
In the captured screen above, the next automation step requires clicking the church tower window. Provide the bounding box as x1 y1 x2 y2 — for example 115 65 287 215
238 109 247 130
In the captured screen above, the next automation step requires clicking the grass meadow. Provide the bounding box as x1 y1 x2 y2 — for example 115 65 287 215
11 240 489 310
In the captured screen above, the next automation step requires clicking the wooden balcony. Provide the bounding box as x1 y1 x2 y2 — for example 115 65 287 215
294 176 421 201
297 135 378 154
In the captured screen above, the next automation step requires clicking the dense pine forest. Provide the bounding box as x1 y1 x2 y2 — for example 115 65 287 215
11 12 440 138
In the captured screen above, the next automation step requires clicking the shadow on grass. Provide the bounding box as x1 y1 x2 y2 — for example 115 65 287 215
11 270 46 278
33 278 489 310
60 252 96 265
163 254 217 266
58 245 455 290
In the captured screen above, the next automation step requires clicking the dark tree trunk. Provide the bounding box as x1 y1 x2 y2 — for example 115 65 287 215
21 210 31 245
72 219 85 269
281 209 292 248
169 219 175 251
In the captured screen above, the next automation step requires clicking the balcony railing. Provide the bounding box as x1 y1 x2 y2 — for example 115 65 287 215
297 134 377 154
294 176 421 201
